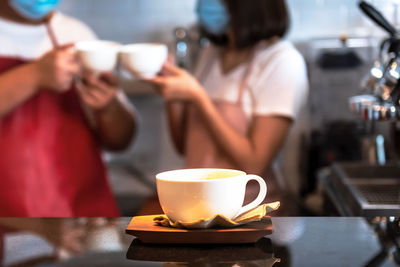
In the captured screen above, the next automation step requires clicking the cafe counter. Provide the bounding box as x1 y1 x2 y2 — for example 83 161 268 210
0 217 398 266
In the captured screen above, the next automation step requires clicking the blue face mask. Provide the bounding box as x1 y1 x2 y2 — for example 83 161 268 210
197 0 229 35
9 0 60 20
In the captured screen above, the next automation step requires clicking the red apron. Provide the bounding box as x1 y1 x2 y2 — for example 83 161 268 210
0 56 120 217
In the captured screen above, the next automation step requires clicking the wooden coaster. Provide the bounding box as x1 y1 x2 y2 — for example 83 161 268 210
125 215 273 244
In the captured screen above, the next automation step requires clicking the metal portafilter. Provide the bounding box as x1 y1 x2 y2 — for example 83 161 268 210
377 57 400 102
360 61 383 93
360 38 392 93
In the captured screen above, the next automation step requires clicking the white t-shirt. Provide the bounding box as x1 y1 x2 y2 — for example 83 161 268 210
195 40 309 120
0 12 96 60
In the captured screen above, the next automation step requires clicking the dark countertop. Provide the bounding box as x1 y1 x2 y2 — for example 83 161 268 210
0 217 398 267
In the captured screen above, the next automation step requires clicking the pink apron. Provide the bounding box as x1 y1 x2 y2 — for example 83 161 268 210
0 22 119 216
185 49 255 169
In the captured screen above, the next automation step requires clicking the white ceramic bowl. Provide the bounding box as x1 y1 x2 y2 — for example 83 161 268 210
76 40 120 73
119 43 168 79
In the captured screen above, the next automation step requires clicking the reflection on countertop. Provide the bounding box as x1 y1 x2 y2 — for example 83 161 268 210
127 237 280 266
0 217 399 266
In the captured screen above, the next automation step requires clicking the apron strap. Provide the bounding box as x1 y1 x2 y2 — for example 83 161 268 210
45 15 59 48
236 50 256 104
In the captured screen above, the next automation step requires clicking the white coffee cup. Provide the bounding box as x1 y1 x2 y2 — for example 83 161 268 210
119 43 168 79
156 168 267 223
75 40 120 73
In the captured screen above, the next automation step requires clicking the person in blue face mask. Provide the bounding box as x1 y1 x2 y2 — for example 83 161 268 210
0 0 136 216
148 0 309 215
196 0 229 36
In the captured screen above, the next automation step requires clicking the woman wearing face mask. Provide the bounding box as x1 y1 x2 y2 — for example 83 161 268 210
0 0 136 216
149 0 308 207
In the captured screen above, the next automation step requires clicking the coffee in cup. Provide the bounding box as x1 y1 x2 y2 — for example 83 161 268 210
75 40 120 74
156 168 267 223
119 43 168 79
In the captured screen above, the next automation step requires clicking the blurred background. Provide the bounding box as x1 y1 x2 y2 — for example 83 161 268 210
56 0 400 216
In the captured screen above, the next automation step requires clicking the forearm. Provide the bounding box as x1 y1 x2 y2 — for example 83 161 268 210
193 91 257 171
92 97 136 151
0 63 39 117
193 90 291 174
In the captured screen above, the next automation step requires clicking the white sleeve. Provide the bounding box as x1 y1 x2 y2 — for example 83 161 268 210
252 50 308 120
54 13 98 44
72 21 97 42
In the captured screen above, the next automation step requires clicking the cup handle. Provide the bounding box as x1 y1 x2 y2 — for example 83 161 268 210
235 174 267 218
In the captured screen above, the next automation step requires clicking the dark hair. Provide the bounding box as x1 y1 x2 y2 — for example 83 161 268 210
203 0 290 50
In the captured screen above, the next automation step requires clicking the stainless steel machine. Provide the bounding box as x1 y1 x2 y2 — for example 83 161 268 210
349 1 400 122
323 1 400 217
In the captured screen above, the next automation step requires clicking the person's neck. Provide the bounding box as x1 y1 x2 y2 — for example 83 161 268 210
220 37 280 74
220 47 253 74
0 2 51 25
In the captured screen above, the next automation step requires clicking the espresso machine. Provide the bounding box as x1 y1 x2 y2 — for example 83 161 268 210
320 1 400 218
350 1 400 122
348 1 400 166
